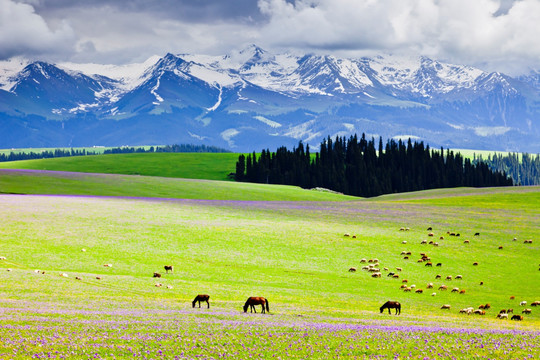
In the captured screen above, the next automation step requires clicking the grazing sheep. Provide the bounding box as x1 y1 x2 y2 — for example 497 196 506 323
499 309 507 314
344 233 350 237
75 276 82 280
60 273 68 277
436 263 442 267
498 246 503 250
383 267 389 271
513 237 517 241
421 240 427 244
459 290 466 294
511 315 523 321
463 240 470 244
428 232 434 237
403 256 410 260
352 235 357 238
427 227 433 231
400 284 407 289
387 272 395 277
155 283 163 287
410 284 416 288
459 309 468 314
507 309 514 313
399 227 406 231
473 262 478 266
153 272 162 278
164 265 173 273
446 275 452 280
425 262 433 267
455 275 463 280
426 283 434 289
431 292 436 296
0 256 6 260
348 267 357 272
371 272 382 278
435 274 442 279
439 236 444 240
368 259 374 263
96 276 102 280
401 251 407 255
441 304 451 309
497 313 508 319
438 285 447 290
6 268 12 272
531 301 540 307
393 274 400 278
415 289 423 293
103 264 112 267
166 285 173 289
522 309 532 314
396 267 402 272
433 242 439 247
373 258 379 263
473 310 486 315
451 287 459 293
402 241 407 244
510 296 515 300
520 301 527 306
524 239 533 244
402 279 408 283
479 281 484 285
360 259 367 263
474 232 480 236
403 287 412 292
81 249 86 252
361 266 370 271
417 259 423 263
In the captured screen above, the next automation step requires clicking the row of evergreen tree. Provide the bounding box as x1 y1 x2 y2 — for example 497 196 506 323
0 144 230 162
474 153 540 185
235 134 513 197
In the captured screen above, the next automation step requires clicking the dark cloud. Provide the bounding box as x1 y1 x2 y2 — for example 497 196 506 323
27 0 265 23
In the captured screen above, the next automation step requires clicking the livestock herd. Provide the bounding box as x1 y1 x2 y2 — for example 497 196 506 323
1 225 537 321
347 227 538 321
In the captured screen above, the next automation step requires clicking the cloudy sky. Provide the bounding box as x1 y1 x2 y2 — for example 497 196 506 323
1 0 539 74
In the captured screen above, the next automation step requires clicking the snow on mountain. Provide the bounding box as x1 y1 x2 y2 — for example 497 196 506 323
1 45 539 152
0 57 30 92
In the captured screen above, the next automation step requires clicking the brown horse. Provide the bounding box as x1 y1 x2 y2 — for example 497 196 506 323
380 301 401 315
243 297 270 313
192 294 210 308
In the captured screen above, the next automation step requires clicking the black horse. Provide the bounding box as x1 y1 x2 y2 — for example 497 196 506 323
243 297 270 314
192 294 210 308
380 301 401 315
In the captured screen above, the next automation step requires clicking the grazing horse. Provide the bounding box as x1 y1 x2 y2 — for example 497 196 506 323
192 294 210 308
164 265 173 273
380 301 401 315
243 297 270 314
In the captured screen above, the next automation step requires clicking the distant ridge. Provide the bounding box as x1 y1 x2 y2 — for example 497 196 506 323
1 46 539 152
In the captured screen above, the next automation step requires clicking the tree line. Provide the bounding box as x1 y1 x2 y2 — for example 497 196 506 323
234 134 513 197
0 144 230 162
474 152 540 185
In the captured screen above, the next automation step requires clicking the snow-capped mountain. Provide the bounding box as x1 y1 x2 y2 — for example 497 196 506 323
1 45 539 152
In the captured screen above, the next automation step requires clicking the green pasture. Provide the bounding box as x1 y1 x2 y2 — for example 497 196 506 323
0 152 240 181
0 169 355 201
0 184 538 358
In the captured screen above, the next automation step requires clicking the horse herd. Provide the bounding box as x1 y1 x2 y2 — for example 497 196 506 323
192 294 270 314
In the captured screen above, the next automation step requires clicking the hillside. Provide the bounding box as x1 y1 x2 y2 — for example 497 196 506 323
0 152 239 181
0 185 538 358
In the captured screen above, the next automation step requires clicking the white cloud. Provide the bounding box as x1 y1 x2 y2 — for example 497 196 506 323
257 0 540 74
0 0 76 60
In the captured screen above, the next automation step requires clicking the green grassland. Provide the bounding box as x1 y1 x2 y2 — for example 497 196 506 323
0 154 538 358
0 152 240 181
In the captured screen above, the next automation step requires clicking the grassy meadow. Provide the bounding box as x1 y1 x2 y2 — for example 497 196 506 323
0 153 539 359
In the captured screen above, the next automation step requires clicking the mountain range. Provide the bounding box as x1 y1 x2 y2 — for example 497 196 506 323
1 45 539 152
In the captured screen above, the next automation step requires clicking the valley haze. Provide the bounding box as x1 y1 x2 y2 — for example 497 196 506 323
1 46 539 153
